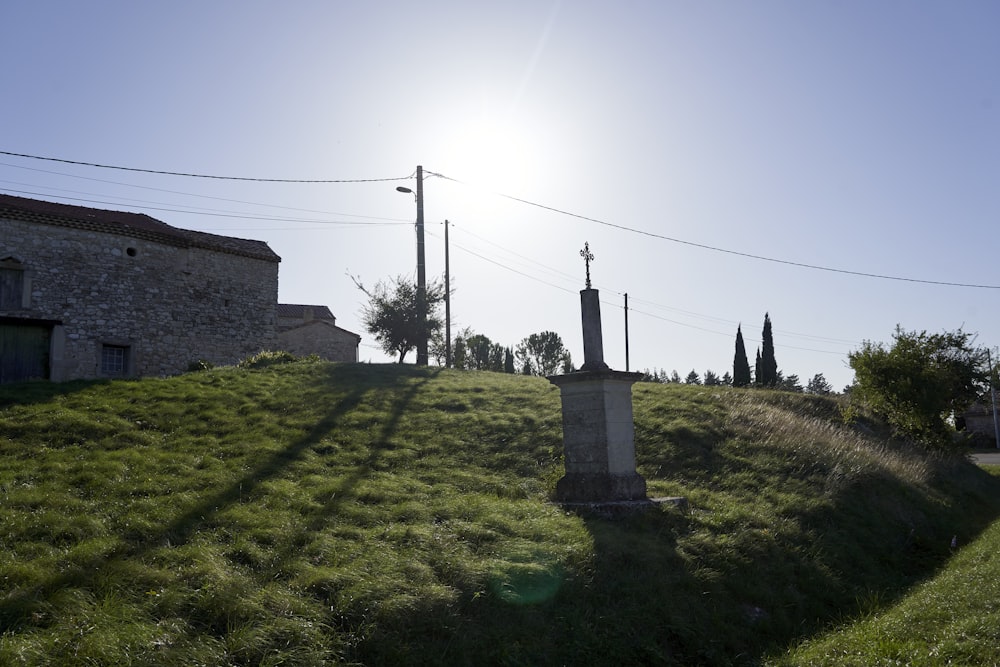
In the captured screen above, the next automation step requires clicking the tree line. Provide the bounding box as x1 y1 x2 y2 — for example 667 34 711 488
355 274 572 376
355 275 1000 451
354 276 836 390
640 313 835 395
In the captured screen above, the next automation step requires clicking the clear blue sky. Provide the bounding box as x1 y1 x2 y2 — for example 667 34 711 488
3 1 998 390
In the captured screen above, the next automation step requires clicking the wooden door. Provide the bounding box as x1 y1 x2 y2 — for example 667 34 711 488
0 322 51 383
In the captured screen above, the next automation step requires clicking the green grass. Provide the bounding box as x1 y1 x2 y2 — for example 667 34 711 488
772 466 1000 666
0 360 999 665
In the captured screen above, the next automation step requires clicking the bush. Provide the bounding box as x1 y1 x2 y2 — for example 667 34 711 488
237 350 300 369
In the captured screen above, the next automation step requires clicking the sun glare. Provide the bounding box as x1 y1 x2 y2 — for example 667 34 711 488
443 119 536 195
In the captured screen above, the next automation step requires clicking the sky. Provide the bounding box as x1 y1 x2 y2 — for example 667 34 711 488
2 1 998 391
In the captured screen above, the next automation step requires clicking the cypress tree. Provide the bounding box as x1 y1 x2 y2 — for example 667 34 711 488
761 312 778 387
733 324 752 387
504 347 515 374
755 348 762 387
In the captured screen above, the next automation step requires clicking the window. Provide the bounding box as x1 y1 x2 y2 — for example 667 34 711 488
101 344 130 376
0 258 25 309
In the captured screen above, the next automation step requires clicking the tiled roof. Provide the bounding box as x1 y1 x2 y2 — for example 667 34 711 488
277 304 335 320
0 194 280 262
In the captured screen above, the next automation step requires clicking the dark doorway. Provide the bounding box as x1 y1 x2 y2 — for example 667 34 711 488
0 320 53 383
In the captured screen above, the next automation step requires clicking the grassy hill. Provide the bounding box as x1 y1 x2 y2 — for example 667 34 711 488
1 359 999 666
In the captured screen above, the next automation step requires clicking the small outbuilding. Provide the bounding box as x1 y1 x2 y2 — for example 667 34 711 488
276 303 360 362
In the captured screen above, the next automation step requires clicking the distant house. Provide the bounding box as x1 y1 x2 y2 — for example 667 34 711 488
276 303 360 362
0 194 281 382
960 399 999 444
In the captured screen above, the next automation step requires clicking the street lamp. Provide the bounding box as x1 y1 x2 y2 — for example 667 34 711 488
396 165 427 366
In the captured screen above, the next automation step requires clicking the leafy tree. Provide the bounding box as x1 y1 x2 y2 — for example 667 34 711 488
776 372 803 393
806 373 834 395
848 326 988 447
685 369 702 385
463 334 505 371
721 371 733 386
759 313 778 387
447 329 512 372
429 327 476 369
704 370 721 386
354 274 444 363
670 370 682 384
515 331 572 376
733 325 752 387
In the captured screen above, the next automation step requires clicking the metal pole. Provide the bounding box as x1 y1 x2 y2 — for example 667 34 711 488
990 347 999 449
415 165 427 366
444 219 451 368
624 292 630 372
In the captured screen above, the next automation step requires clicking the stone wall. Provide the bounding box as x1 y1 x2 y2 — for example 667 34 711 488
277 321 359 362
1 218 279 380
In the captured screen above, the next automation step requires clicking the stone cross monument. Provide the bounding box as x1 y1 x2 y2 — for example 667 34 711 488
547 243 647 503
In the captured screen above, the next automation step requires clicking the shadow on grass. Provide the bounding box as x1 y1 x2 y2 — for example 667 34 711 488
488 463 1000 667
351 503 703 666
0 362 439 631
0 378 112 409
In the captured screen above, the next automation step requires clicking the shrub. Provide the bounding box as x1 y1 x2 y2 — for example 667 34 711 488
237 350 299 369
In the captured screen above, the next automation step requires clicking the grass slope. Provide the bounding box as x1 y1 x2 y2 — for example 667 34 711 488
773 465 1000 666
0 360 998 666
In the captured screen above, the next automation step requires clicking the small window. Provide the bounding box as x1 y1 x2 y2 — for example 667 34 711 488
101 344 130 376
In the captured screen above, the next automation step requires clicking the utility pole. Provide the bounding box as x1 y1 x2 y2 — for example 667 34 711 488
624 292 630 372
990 347 999 449
415 165 427 366
444 219 451 368
397 166 428 366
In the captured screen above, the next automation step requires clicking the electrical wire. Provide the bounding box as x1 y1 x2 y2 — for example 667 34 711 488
0 188 410 226
431 229 850 356
445 221 860 349
4 152 993 288
426 229 577 295
432 171 1000 290
0 150 411 183
0 162 414 221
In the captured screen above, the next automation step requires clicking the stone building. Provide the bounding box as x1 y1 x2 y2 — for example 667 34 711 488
276 303 360 362
0 194 281 382
960 399 999 445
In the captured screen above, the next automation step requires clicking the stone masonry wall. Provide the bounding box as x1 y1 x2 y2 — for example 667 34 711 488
277 322 359 362
1 218 278 379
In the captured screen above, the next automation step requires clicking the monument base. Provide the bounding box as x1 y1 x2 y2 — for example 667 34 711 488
555 471 647 503
556 496 688 519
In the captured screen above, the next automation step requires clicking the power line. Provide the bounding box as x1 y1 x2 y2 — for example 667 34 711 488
433 229 850 356
10 151 992 288
447 221 860 349
433 171 1000 290
426 229 577 295
0 162 414 221
0 150 411 184
0 188 410 226
448 223 582 285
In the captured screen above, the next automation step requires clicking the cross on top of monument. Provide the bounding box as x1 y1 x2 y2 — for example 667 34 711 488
580 242 594 289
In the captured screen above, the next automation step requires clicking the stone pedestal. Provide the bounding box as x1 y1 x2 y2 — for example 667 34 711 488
548 369 646 502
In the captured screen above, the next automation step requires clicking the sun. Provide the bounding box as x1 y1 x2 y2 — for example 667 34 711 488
442 117 535 195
